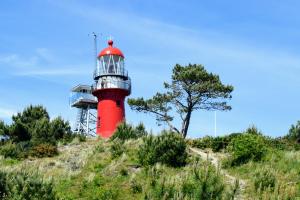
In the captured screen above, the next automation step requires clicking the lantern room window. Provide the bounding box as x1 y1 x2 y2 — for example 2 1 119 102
97 55 125 76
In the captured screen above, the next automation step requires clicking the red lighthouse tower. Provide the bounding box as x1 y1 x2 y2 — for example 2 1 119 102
92 40 131 138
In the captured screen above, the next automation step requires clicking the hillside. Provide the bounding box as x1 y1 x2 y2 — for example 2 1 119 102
0 136 299 199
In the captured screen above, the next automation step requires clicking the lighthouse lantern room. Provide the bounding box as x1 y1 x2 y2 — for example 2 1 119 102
92 40 131 138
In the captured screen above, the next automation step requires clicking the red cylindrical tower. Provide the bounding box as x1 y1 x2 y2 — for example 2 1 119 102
92 40 131 138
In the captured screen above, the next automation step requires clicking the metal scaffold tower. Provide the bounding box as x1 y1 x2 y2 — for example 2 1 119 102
70 85 97 136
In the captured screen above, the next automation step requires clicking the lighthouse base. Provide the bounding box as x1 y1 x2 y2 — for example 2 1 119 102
93 88 129 138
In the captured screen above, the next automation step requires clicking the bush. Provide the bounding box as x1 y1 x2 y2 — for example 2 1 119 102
191 133 242 152
226 133 267 166
50 116 72 141
111 122 147 141
191 136 213 149
286 121 300 143
184 163 225 199
110 123 137 141
110 140 125 159
138 131 187 167
145 162 229 200
0 121 9 137
254 168 276 192
30 143 58 158
134 122 147 138
0 141 31 159
9 120 31 142
31 118 55 145
0 142 19 159
0 171 57 200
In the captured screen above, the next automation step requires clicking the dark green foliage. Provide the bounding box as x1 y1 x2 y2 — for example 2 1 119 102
31 118 54 145
138 131 187 167
110 122 147 141
211 136 227 152
0 105 75 160
12 105 49 126
30 143 58 158
0 171 57 200
226 133 267 166
188 163 225 199
286 121 300 143
134 122 147 138
191 136 214 149
110 140 125 158
128 64 234 138
50 116 72 141
111 123 136 141
9 120 31 142
254 168 276 192
0 121 9 137
191 133 242 153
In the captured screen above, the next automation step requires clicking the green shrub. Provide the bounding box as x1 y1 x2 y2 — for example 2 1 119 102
211 136 226 152
145 162 229 200
191 136 214 149
9 120 31 142
110 140 125 159
0 171 8 199
254 168 276 192
227 133 267 166
30 143 58 158
0 142 19 159
134 122 147 138
138 131 187 167
0 121 9 137
285 121 300 144
245 125 262 135
31 118 55 145
111 123 136 141
111 122 147 141
50 116 72 141
185 163 225 199
0 171 57 200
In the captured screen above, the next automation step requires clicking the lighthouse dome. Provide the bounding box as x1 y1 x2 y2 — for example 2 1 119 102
98 40 124 58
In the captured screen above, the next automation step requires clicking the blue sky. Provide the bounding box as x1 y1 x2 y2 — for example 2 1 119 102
1 0 300 138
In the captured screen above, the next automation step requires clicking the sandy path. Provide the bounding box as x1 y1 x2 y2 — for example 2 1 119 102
190 147 246 199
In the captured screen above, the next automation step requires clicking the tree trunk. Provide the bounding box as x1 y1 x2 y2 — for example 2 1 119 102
181 107 192 138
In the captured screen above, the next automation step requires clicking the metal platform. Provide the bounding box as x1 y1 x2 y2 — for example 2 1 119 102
70 84 98 136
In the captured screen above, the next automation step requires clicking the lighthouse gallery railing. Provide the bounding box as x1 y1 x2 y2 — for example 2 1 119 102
92 78 131 94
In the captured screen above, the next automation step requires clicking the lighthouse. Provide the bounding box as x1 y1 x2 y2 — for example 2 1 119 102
92 40 131 138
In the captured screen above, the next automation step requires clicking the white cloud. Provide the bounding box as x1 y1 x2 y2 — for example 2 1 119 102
49 1 300 83
0 54 38 68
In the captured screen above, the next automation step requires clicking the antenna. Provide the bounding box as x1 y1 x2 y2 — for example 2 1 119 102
92 32 98 70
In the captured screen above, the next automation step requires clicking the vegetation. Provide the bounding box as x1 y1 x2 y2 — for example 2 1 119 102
0 171 57 200
0 103 299 199
0 105 82 160
138 131 187 167
225 133 267 166
110 122 147 141
128 64 233 138
286 120 300 143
